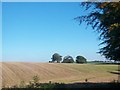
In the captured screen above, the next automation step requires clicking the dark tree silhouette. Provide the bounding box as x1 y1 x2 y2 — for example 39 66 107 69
62 56 74 63
75 2 120 61
51 53 62 63
76 56 87 64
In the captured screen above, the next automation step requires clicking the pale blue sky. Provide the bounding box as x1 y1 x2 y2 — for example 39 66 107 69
0 2 2 62
2 2 106 62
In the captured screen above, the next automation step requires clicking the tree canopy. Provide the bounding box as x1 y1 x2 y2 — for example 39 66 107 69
76 56 87 64
62 56 74 63
51 53 62 63
75 2 120 61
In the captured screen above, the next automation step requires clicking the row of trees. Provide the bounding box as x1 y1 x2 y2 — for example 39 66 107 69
49 53 87 64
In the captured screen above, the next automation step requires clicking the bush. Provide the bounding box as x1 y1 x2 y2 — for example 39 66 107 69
32 75 39 84
19 80 25 88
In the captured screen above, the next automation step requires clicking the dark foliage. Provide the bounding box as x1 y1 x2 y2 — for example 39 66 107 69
75 2 120 61
51 53 62 63
76 56 87 64
2 82 120 90
62 56 74 63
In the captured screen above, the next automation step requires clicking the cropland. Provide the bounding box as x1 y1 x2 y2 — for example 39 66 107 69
1 62 119 86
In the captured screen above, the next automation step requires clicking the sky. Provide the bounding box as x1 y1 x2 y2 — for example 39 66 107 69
2 0 87 2
2 2 107 62
0 2 2 62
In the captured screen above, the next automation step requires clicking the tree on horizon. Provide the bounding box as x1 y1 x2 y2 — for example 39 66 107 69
51 53 62 63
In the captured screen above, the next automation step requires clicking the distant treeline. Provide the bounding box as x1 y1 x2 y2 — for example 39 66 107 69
49 53 87 64
88 60 120 64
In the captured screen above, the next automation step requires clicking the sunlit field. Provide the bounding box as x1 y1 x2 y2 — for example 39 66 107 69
1 62 118 87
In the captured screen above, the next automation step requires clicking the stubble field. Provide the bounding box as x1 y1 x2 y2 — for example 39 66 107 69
1 62 119 86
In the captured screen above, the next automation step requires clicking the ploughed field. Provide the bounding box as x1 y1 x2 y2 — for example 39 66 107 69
0 62 119 86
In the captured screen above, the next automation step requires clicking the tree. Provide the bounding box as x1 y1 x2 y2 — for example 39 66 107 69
75 2 120 61
62 56 74 63
51 53 62 63
76 56 87 64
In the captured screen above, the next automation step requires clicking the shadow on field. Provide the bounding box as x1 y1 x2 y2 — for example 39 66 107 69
108 71 120 75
